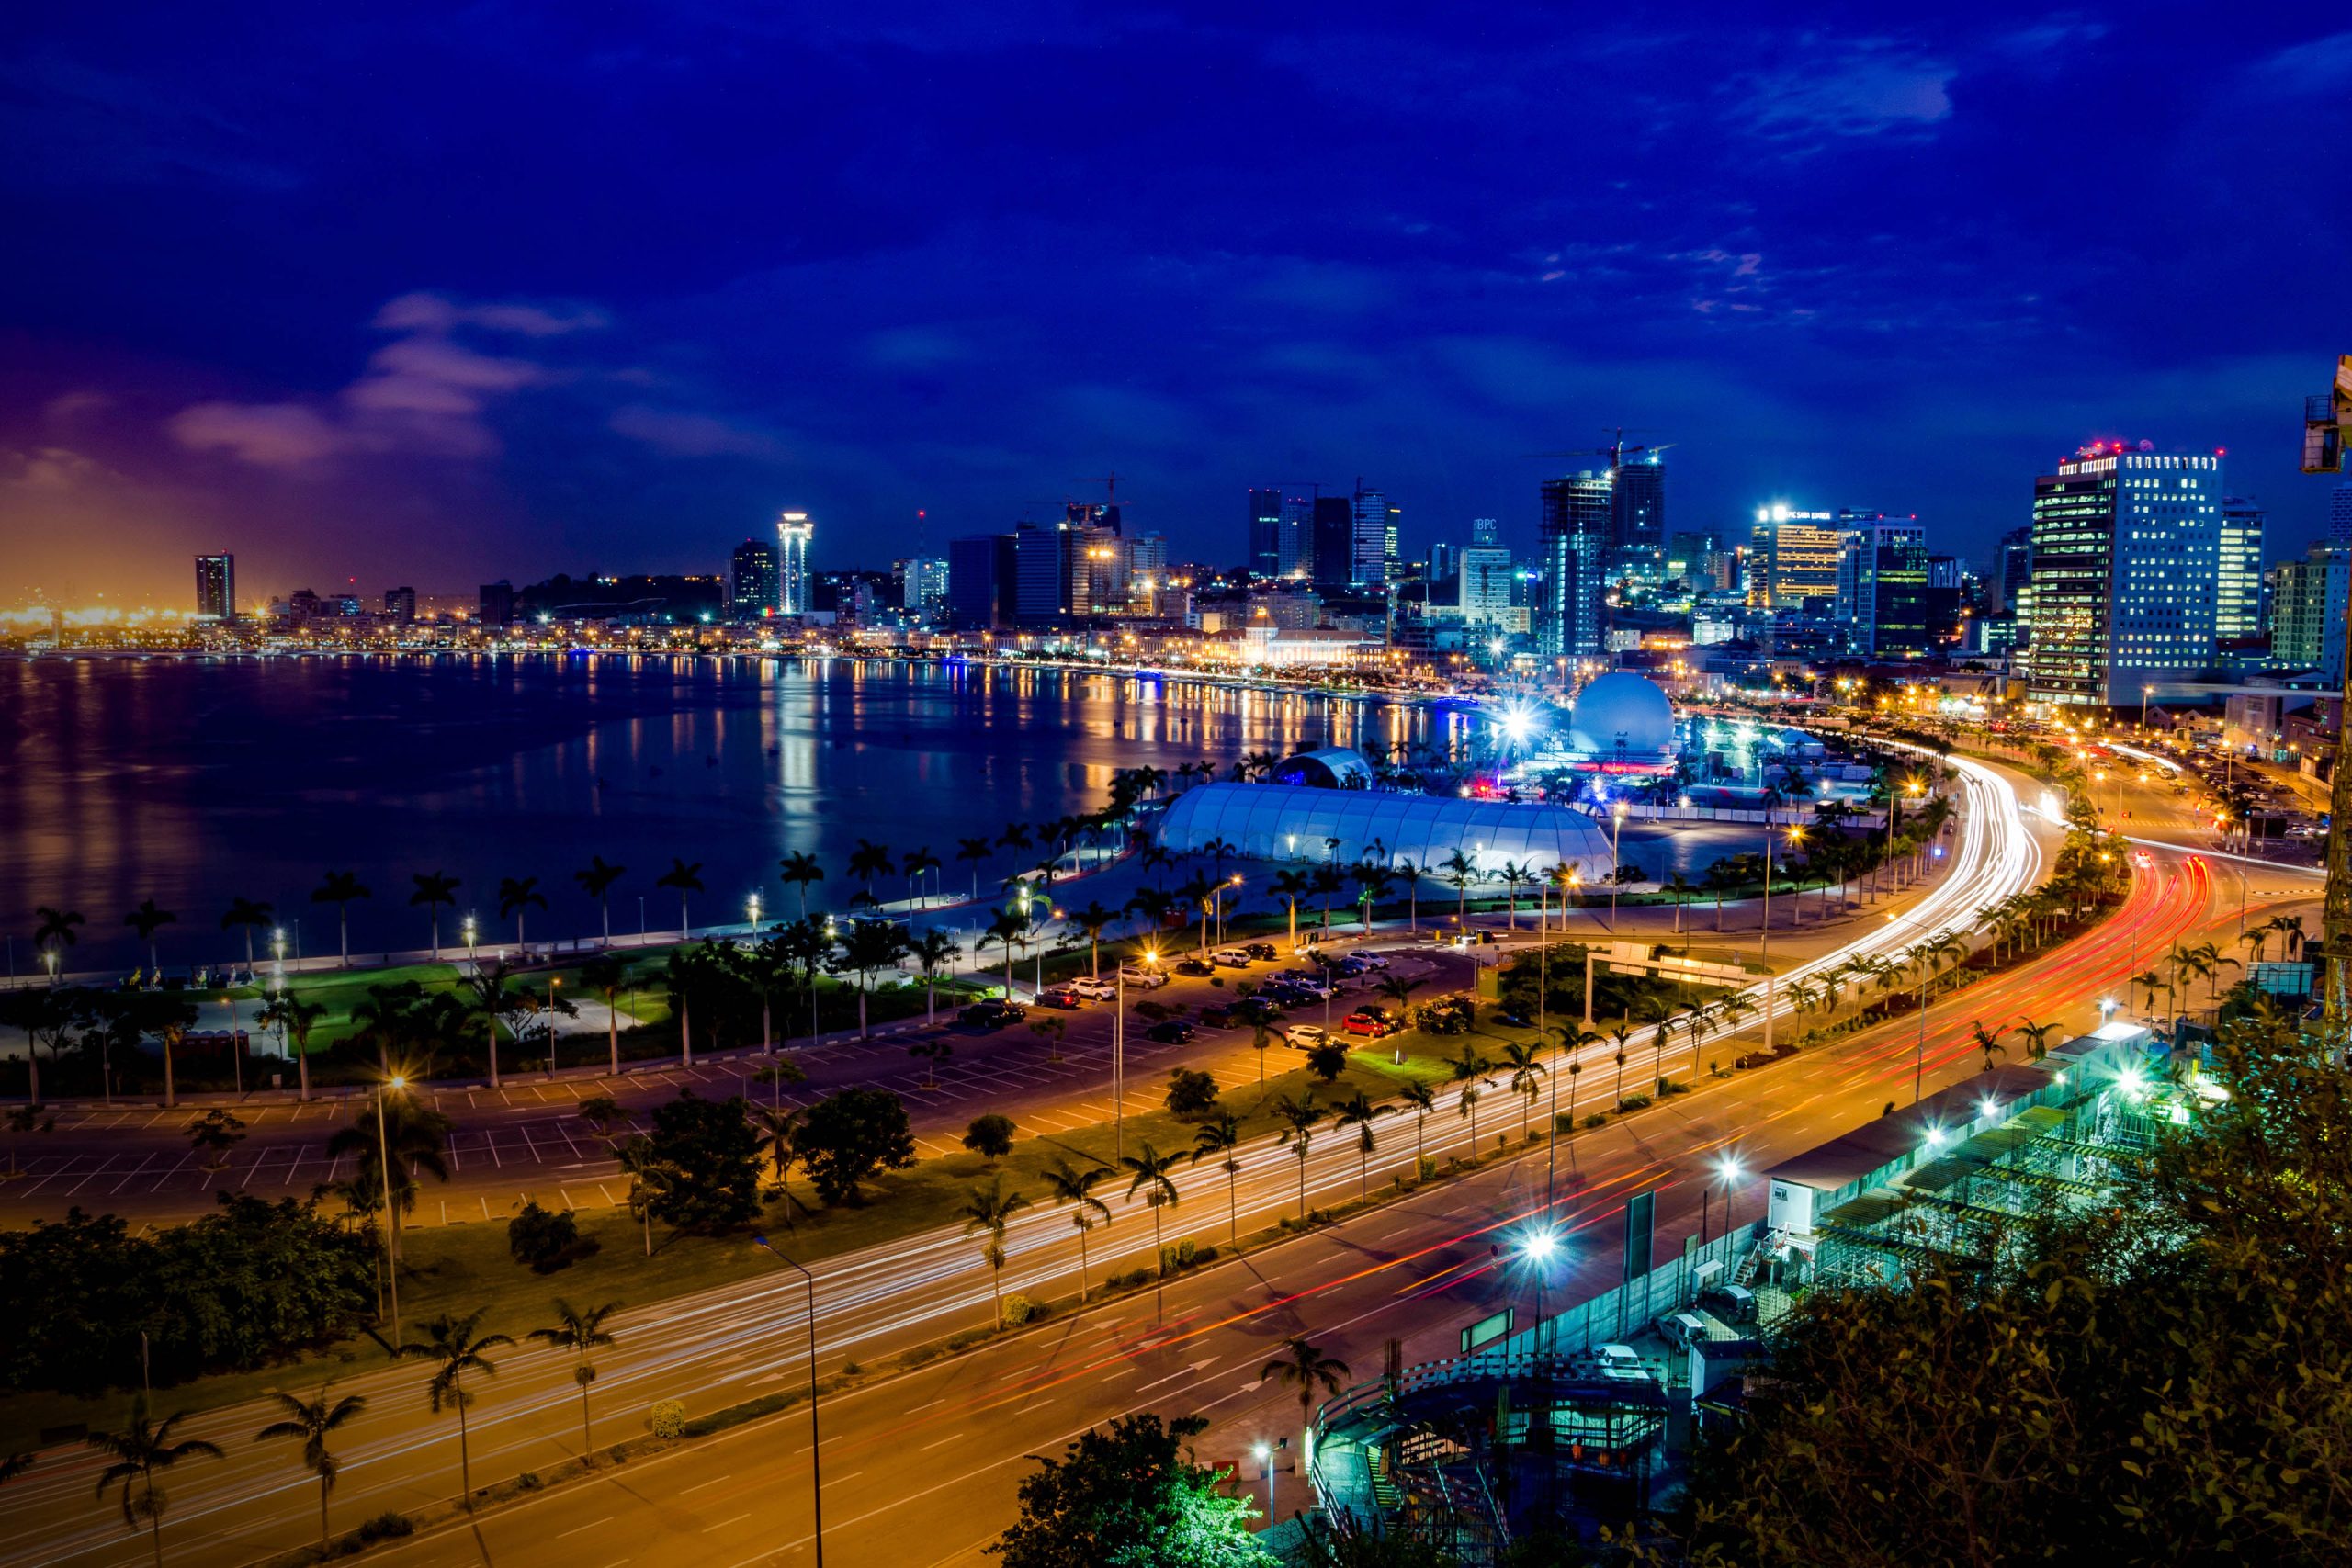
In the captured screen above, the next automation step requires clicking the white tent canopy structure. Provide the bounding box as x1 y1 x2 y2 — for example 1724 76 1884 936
1157 782 1617 877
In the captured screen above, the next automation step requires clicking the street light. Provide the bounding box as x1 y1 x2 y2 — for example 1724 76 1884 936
1115 945 1159 1168
1701 1156 1742 1246
752 1235 826 1568
1252 1438 1287 1527
747 892 763 931
1609 804 1627 932
1518 1224 1562 1353
377 1072 407 1340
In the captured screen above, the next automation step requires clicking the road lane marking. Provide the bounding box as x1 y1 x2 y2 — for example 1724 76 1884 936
558 1516 614 1538
683 1475 729 1493
705 1513 752 1531
918 1432 965 1450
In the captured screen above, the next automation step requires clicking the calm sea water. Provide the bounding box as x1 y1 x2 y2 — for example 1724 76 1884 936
0 653 1479 972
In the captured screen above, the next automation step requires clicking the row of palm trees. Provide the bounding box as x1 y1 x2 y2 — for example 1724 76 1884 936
76 1299 619 1566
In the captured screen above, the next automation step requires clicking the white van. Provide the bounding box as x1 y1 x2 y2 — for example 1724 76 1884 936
1657 1313 1710 1350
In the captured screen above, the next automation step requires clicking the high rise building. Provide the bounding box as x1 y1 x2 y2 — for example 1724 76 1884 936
2217 498 2266 642
1472 517 1502 549
947 535 1017 628
776 512 815 615
382 586 416 624
2329 482 2352 546
1126 532 1169 604
2266 545 2348 679
1460 530 1514 627
1748 507 1848 610
1538 473 1612 657
478 580 514 627
2022 444 2224 708
899 557 949 617
194 554 235 620
1611 456 1666 552
1835 515 1929 655
1426 542 1460 584
1995 525 2033 615
1248 489 1283 577
730 536 780 618
1012 521 1071 624
1351 481 1389 587
1279 494 1314 579
1310 496 1355 590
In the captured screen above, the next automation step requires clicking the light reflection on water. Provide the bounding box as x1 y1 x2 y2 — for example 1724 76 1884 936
0 652 1486 967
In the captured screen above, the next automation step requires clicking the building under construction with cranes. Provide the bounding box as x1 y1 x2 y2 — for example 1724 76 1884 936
1537 434 1670 662
2303 355 2352 1044
1300 1021 2171 1562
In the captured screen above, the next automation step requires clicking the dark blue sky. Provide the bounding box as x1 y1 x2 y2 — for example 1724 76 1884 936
6 3 2348 605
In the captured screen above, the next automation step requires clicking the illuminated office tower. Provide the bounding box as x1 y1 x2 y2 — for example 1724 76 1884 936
195 553 235 620
1248 489 1283 577
1538 473 1611 656
776 511 815 615
2022 443 2223 708
2217 497 2265 642
730 536 780 617
1747 506 1848 609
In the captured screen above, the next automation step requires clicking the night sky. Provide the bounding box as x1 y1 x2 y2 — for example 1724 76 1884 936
6 4 2348 606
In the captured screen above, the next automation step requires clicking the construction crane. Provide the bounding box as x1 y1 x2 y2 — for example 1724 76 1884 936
1520 429 1675 468
2304 357 2352 1045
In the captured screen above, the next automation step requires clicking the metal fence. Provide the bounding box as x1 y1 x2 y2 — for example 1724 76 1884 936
1496 1220 1764 1359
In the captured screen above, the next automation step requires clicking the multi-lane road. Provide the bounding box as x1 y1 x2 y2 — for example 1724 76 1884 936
4 744 2312 1568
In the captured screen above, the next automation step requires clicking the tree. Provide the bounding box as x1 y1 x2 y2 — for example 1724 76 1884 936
1069 900 1121 976
985 908 1028 998
578 953 630 1077
910 1037 955 1089
963 1112 1017 1162
1043 1158 1112 1303
778 850 826 919
1122 1142 1184 1282
1261 1336 1351 1437
642 1091 761 1231
910 928 963 1028
989 1413 1270 1568
1396 1080 1436 1177
394 1311 514 1510
829 919 910 1039
1272 1093 1324 1219
2018 1019 2061 1063
220 897 272 969
610 1136 683 1257
310 871 370 967
656 857 705 941
123 897 177 974
1333 1090 1391 1203
1969 1020 2008 1072
1305 1039 1350 1084
506 1201 579 1270
526 1298 620 1462
86 1395 223 1568
1449 1046 1494 1152
962 1177 1032 1328
254 1385 368 1551
258 993 327 1101
325 1093 451 1262
1190 1112 1245 1243
793 1087 917 1206
1270 869 1312 950
1164 1067 1221 1120
460 960 519 1089
184 1109 246 1171
1500 1040 1546 1143
496 875 548 949
955 837 993 903
410 872 461 960
901 844 944 909
573 856 626 947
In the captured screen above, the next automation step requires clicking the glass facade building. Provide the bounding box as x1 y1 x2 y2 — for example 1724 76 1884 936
1157 783 1616 876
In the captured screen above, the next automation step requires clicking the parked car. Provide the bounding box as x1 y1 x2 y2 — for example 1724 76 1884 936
1210 947 1252 968
1034 988 1085 1010
1275 971 1332 998
1066 976 1114 1000
1702 1283 1757 1323
1353 951 1392 971
1146 1020 1197 1043
1285 1023 1330 1048
1340 1009 1396 1038
1329 956 1370 977
1489 1007 1534 1030
958 999 1027 1028
1174 957 1216 977
1243 942 1280 961
1199 1004 1239 1029
1259 986 1315 1009
1117 965 1170 989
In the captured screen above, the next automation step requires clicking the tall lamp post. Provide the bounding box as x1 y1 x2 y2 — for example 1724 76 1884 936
377 1073 405 1340
752 1235 825 1568
1115 945 1159 1168
1783 826 1806 927
1700 1155 1742 1247
1608 804 1626 932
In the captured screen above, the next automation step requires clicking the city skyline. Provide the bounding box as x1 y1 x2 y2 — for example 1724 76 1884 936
6 7 2350 604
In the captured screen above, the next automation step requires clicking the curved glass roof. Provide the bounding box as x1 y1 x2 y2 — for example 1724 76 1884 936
1158 784 1615 876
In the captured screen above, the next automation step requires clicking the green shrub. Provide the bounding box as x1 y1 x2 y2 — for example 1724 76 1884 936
1617 1093 1653 1111
647 1399 688 1438
1582 1113 1608 1130
1001 1293 1037 1327
354 1512 413 1543
1159 1239 1199 1272
506 1201 579 1271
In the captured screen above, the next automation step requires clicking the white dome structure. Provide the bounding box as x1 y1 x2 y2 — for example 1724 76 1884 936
1567 672 1677 763
1156 784 1615 878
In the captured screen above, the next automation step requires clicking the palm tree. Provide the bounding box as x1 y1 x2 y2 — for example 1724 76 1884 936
752 1102 804 1220
578 954 629 1077
1190 1112 1245 1243
324 1093 451 1262
395 1311 514 1509
1270 1093 1324 1220
407 873 460 960
847 839 894 905
123 898 176 974
1121 1142 1184 1280
1042 1159 1112 1302
1396 1080 1436 1177
32 904 84 984
2017 1020 2060 1063
1970 1021 2008 1072
1449 1046 1494 1151
1441 850 1480 920
220 897 273 969
1332 1090 1391 1204
462 961 517 1089
496 876 548 949
258 993 327 1102
954 838 993 903
1500 1041 1547 1144
573 858 626 947
831 919 910 1039
86 1395 223 1568
1261 1337 1351 1438
311 872 371 968
526 1299 621 1461
910 929 962 1029
1663 872 1696 934
1268 869 1312 951
1068 901 1121 977
612 1136 683 1256
778 851 826 919
254 1386 368 1551
961 1177 1032 1328
984 909 1026 998
656 858 706 942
